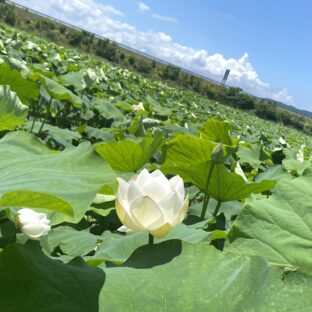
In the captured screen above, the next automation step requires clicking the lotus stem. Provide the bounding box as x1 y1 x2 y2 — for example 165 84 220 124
213 201 222 218
38 96 52 134
200 195 211 220
30 99 38 133
200 162 215 220
148 233 154 245
30 116 36 133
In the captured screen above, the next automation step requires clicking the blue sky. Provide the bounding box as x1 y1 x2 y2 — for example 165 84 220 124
14 0 312 110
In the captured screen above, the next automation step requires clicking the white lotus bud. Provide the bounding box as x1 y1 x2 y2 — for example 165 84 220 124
211 143 224 164
116 169 189 238
132 102 145 112
17 208 51 240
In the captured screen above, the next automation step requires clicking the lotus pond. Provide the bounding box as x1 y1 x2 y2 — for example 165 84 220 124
1 24 312 311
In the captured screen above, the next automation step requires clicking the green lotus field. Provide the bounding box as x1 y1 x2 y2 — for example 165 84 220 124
1 24 312 311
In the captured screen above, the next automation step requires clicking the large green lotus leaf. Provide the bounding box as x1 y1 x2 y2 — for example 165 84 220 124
95 134 164 172
90 98 124 121
43 226 99 258
189 198 243 221
163 134 215 166
228 175 312 273
162 134 237 172
87 222 211 266
0 59 39 105
99 241 312 311
0 40 6 54
156 221 212 244
0 243 104 312
208 164 276 202
39 75 82 108
198 118 238 146
0 220 16 248
61 71 85 91
114 100 133 112
87 232 148 265
0 190 72 216
0 85 28 131
145 95 171 116
25 121 81 147
165 161 276 202
79 125 114 142
255 165 294 182
0 131 115 224
282 159 311 176
237 142 268 167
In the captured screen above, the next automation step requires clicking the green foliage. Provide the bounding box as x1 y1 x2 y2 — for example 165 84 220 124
44 226 100 257
0 4 16 26
100 242 312 311
59 25 66 34
0 243 104 312
255 101 278 121
163 134 215 166
127 55 136 65
161 64 181 80
95 134 164 172
35 75 82 108
0 131 114 224
136 60 153 74
90 98 124 121
229 174 312 273
68 31 83 47
0 85 28 131
0 22 311 311
95 39 117 61
0 59 39 105
165 161 275 201
35 20 55 31
199 118 237 146
237 142 268 167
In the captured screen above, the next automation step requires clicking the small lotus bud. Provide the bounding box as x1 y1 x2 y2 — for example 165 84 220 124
211 143 224 164
17 208 51 240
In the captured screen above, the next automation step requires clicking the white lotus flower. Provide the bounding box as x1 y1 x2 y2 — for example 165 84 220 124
17 208 51 240
116 169 189 238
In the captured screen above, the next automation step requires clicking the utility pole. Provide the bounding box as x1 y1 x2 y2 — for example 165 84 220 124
221 69 230 87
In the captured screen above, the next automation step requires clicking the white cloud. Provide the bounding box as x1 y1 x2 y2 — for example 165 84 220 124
13 0 294 104
16 0 124 18
152 14 178 23
271 88 294 105
137 2 150 14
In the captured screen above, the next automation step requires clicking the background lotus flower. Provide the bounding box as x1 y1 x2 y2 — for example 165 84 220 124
116 169 189 238
17 208 51 240
132 102 145 112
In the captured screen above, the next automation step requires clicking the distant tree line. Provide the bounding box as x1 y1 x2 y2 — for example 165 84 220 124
0 2 16 26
